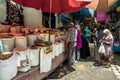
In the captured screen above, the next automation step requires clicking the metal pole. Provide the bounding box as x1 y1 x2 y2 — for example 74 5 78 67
49 0 52 41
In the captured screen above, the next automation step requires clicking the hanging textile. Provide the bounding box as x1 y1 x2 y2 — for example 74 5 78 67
6 1 24 25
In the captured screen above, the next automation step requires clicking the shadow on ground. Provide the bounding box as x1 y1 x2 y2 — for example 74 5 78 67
44 60 75 80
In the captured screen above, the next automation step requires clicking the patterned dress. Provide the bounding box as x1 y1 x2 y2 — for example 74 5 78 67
102 34 114 60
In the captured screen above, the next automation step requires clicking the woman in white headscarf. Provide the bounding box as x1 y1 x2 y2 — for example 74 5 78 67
99 29 114 67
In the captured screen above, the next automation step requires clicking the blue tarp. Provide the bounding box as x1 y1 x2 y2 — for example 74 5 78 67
70 8 92 23
110 0 120 11
60 15 71 23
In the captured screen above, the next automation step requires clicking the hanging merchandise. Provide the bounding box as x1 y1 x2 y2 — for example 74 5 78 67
6 1 24 25
96 11 108 23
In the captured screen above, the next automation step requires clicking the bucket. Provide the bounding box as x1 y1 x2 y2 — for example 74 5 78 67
14 47 30 72
2 38 14 52
0 52 17 80
14 36 27 48
29 46 39 66
27 35 37 46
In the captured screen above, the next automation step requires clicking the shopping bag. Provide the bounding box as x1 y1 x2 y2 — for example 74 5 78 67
98 43 105 54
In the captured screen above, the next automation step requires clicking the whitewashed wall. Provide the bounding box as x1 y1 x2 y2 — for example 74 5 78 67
0 1 6 22
23 7 42 27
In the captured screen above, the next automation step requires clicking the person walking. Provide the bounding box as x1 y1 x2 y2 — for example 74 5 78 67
66 22 77 68
84 27 91 43
75 24 82 61
99 29 114 67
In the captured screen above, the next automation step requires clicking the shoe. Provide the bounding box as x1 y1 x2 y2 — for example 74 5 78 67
102 63 111 68
74 61 78 63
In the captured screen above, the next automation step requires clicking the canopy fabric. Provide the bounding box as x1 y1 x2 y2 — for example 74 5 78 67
110 0 120 11
108 0 118 8
86 0 117 12
12 0 91 13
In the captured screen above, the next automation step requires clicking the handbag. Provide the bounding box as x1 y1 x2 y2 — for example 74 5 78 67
98 43 106 54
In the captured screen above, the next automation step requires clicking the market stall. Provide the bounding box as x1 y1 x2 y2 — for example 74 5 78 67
0 0 92 80
0 23 67 80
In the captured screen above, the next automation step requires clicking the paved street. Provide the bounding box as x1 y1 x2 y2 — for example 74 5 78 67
45 44 120 80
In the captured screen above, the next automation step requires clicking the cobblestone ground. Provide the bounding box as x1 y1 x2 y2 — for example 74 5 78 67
45 44 120 80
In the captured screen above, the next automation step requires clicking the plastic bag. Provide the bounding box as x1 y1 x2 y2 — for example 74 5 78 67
98 43 105 54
